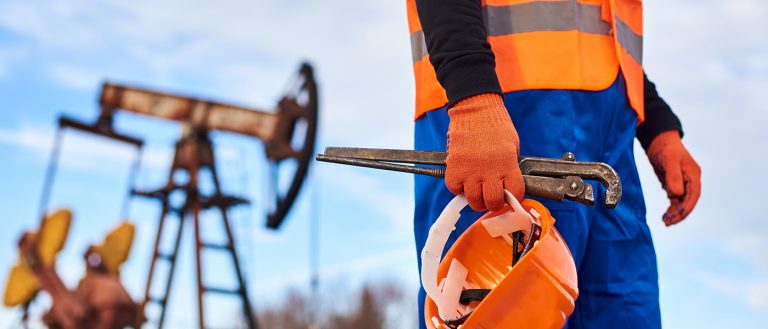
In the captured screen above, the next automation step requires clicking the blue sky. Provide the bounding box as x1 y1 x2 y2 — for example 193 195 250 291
0 0 767 328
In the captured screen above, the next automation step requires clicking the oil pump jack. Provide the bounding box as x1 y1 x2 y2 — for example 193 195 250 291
4 63 318 328
96 63 316 328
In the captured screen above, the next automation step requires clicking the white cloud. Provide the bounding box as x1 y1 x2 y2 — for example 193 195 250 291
0 124 171 174
0 124 51 150
0 45 28 80
696 271 768 312
726 232 768 273
0 1 114 49
49 65 101 91
639 1 768 323
645 0 768 112
0 0 414 148
318 165 413 233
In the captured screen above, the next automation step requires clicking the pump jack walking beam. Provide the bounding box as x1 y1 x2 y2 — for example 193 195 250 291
64 62 317 229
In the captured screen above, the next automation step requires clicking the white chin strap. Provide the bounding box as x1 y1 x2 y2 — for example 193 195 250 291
421 190 536 322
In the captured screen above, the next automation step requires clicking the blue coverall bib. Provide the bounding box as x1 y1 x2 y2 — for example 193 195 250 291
414 74 661 329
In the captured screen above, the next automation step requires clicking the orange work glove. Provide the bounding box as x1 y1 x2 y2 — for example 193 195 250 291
445 93 525 211
646 130 702 226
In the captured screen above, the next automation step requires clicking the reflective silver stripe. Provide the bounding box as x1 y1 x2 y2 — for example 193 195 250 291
411 30 428 63
410 1 642 65
615 17 643 64
484 1 611 36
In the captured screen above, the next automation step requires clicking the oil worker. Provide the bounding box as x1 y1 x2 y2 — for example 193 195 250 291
407 0 702 328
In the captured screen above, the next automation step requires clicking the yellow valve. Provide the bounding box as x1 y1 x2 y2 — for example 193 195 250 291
3 208 72 307
37 209 73 266
3 261 39 307
90 221 135 276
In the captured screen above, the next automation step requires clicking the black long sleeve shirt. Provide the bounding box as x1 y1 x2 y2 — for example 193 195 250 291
415 0 682 149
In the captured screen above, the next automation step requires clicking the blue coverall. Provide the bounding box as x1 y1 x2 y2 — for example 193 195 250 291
414 74 661 329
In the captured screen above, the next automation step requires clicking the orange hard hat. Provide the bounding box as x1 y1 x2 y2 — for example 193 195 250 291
422 191 578 329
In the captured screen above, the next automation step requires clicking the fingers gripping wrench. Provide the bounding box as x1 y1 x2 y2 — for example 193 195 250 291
316 148 622 208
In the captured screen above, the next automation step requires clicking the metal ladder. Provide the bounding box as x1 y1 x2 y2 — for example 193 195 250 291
135 133 258 329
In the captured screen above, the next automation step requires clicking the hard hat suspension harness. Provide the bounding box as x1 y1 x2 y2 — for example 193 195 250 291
437 191 545 329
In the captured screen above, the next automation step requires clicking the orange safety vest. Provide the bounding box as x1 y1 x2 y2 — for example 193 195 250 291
407 0 644 122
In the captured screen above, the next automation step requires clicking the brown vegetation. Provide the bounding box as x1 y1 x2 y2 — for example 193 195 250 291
257 280 417 329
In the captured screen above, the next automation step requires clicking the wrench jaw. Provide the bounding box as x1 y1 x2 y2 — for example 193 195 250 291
521 176 595 206
597 163 622 209
581 184 596 206
518 153 622 209
574 162 620 208
563 176 595 207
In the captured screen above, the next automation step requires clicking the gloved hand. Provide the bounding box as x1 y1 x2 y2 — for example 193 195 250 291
445 93 525 211
646 130 701 226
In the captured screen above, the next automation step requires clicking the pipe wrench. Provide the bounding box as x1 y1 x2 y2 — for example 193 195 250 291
316 147 622 208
